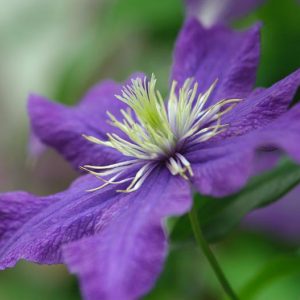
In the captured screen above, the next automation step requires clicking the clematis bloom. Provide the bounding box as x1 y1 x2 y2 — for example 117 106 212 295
1 18 300 300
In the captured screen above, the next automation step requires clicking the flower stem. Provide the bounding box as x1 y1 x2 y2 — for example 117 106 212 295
188 203 239 300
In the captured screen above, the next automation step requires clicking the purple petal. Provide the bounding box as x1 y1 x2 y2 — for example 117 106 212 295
171 18 260 105
63 170 191 300
28 132 46 157
187 103 300 197
185 0 265 27
0 170 191 299
223 69 300 137
28 74 144 170
244 185 300 244
0 175 108 268
0 192 55 253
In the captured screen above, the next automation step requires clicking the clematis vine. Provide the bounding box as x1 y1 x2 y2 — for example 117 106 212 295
1 16 300 300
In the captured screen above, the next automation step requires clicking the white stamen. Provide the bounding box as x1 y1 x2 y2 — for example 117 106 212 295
82 75 241 193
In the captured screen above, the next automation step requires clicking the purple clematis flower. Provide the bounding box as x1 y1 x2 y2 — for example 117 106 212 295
1 18 300 300
185 0 265 27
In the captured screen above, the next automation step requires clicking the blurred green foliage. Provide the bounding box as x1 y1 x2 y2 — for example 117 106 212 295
0 263 80 300
236 0 300 88
52 0 184 105
145 231 300 300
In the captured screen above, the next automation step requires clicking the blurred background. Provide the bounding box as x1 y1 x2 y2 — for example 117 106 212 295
0 0 300 299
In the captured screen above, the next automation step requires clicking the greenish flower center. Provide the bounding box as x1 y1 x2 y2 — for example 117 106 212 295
82 75 241 193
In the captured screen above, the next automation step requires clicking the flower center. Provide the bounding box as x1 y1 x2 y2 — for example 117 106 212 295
82 75 241 193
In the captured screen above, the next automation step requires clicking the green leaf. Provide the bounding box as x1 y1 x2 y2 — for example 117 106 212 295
239 253 300 300
171 159 300 243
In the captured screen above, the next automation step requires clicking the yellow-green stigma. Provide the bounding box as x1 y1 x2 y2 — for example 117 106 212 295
82 75 241 193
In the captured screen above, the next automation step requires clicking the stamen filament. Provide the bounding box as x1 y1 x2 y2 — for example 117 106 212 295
82 75 241 193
